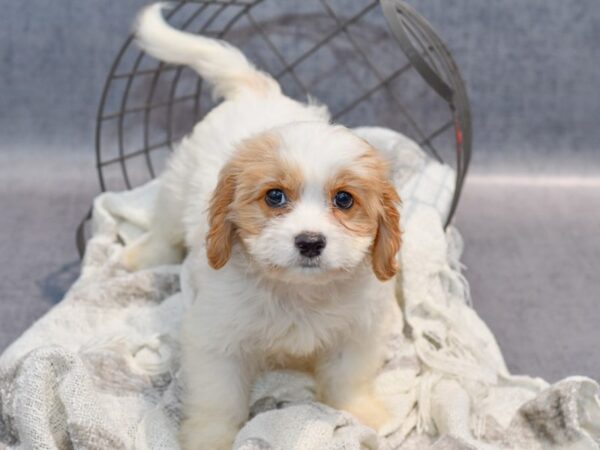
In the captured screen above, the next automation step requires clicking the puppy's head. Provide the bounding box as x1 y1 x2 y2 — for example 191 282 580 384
206 122 401 284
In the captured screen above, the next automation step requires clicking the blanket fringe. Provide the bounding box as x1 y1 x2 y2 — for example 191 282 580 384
444 225 472 307
406 223 502 436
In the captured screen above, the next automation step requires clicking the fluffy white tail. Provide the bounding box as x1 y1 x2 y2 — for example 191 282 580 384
135 3 280 99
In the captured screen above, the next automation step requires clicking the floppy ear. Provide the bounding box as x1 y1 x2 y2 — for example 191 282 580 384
371 182 401 281
206 162 237 269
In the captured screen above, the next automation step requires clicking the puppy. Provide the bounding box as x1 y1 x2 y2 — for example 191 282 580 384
125 5 402 450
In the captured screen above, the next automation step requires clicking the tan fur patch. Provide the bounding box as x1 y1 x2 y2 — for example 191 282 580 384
231 134 302 239
206 132 302 268
327 146 402 281
371 181 401 281
206 161 238 269
239 73 280 96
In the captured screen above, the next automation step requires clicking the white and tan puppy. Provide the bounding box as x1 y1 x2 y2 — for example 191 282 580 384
125 5 402 449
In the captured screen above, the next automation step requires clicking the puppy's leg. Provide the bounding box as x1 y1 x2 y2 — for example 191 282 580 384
180 347 254 450
316 336 390 431
121 175 186 270
120 231 184 271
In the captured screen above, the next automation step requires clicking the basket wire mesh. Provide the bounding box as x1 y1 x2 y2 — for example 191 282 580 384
78 0 472 256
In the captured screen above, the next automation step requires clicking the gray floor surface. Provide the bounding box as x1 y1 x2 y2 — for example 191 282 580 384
1 151 598 383
456 177 600 382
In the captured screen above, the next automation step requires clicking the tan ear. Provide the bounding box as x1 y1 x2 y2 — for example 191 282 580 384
206 162 237 269
372 182 401 281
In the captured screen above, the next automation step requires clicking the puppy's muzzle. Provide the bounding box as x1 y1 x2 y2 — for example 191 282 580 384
295 232 326 258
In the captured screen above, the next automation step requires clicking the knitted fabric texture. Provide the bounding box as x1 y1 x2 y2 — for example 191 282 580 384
1 128 599 450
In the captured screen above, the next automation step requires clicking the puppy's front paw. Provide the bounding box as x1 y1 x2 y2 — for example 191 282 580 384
340 392 391 432
120 233 184 271
120 242 143 271
179 417 238 450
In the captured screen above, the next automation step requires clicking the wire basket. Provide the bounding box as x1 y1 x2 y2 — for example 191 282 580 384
80 0 472 255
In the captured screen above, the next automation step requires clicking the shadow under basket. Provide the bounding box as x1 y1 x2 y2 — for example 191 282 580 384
77 0 472 257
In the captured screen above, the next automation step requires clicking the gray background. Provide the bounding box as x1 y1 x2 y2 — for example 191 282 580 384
0 0 598 382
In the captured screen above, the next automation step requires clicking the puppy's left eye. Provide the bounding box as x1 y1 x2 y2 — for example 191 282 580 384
333 191 353 210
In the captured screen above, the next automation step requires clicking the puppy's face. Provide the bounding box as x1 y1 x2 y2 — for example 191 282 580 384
206 122 401 284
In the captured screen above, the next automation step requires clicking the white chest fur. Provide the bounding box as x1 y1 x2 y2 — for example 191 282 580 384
183 247 396 361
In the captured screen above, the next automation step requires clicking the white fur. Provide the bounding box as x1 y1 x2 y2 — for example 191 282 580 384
125 5 399 450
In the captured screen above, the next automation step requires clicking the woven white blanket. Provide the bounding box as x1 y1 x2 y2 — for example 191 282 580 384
1 128 599 450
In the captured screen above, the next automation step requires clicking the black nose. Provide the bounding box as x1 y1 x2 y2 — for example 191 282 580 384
294 232 327 258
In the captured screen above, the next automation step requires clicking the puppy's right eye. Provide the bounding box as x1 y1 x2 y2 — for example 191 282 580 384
265 189 287 208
